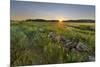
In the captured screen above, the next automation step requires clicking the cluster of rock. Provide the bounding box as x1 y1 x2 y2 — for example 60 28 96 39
48 32 88 52
35 28 94 61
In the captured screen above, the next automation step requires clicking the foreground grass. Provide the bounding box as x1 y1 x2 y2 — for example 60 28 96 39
11 21 95 66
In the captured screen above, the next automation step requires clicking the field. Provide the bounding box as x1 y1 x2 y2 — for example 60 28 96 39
11 21 95 66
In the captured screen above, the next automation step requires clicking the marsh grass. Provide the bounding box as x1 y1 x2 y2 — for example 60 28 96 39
11 21 95 66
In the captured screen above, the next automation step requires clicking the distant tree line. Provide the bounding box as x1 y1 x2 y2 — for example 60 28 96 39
11 19 95 23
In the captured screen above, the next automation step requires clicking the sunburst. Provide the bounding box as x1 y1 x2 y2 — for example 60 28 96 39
58 19 63 22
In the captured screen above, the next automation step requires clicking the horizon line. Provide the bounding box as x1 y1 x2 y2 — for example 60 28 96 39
10 18 95 21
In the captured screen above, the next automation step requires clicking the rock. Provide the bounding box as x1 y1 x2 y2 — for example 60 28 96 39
64 41 73 47
64 41 78 51
71 48 78 53
38 28 45 32
76 42 88 52
88 56 95 61
55 35 61 43
60 36 70 44
48 32 58 42
48 32 55 38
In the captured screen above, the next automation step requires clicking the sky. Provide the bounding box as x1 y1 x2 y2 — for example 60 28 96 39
10 1 95 20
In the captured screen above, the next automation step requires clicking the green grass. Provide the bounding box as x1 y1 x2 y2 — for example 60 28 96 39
11 21 95 66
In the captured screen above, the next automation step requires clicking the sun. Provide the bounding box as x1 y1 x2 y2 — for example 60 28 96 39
58 19 63 22
57 19 64 28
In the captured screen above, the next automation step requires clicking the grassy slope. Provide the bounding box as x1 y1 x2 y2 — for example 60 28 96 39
11 22 95 66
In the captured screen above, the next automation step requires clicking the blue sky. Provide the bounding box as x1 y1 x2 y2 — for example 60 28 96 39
10 1 95 20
